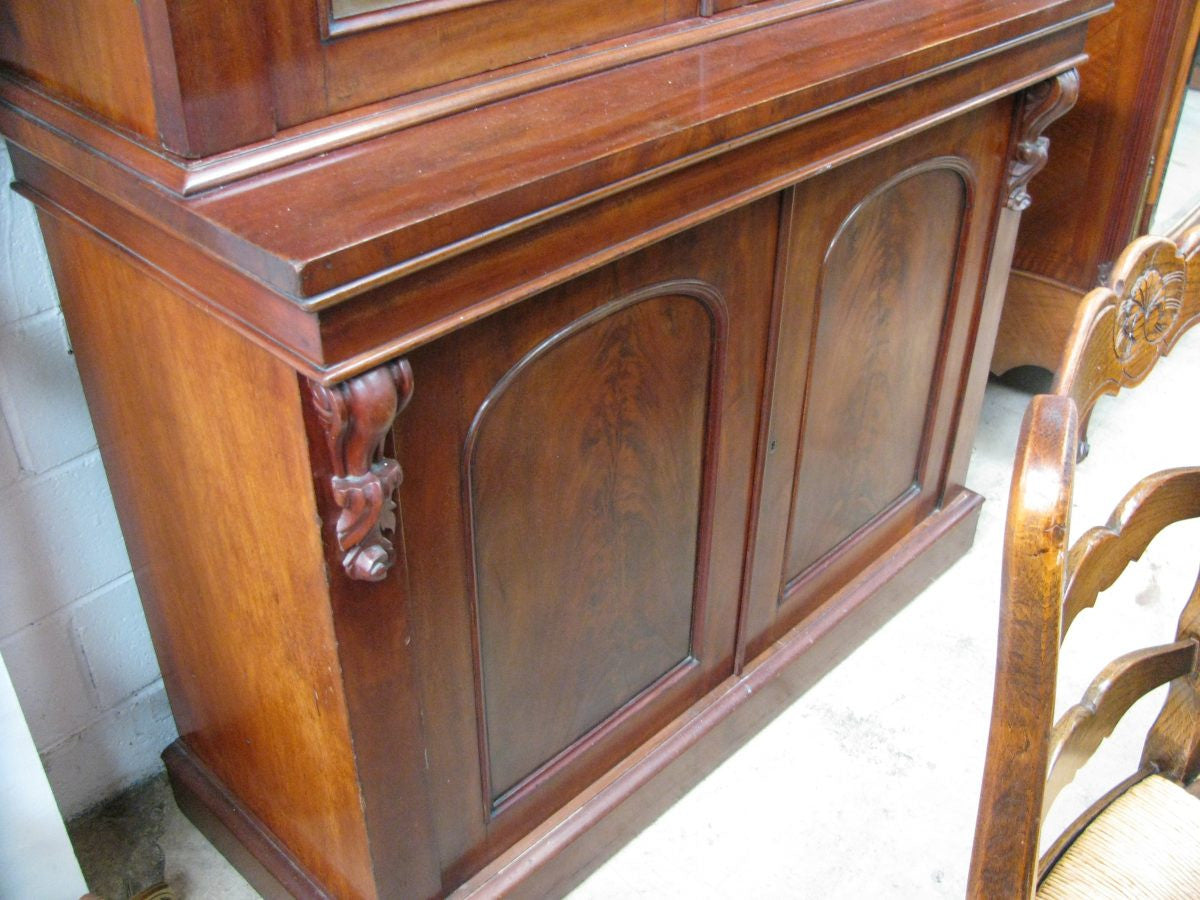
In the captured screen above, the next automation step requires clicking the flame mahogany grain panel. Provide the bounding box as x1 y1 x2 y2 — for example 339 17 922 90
467 286 721 807
743 103 1010 655
395 199 777 887
782 165 967 583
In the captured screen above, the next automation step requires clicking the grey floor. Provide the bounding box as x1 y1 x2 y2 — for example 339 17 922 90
71 328 1200 898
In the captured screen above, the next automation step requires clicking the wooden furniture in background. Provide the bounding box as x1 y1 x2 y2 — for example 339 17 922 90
969 227 1200 897
991 0 1200 376
1 1 1108 896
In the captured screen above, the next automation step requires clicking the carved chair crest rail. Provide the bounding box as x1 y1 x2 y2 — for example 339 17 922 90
969 225 1200 898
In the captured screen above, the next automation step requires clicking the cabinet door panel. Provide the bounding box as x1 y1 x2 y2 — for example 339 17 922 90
744 102 1010 655
782 167 965 580
467 288 718 806
398 197 778 887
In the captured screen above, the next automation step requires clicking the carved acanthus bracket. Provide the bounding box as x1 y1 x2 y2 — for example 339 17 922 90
310 360 414 582
1006 68 1080 211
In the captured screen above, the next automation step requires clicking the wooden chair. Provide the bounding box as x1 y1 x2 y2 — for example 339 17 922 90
968 226 1200 898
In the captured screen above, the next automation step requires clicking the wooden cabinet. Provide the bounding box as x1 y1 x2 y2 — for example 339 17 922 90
0 1 1106 896
743 111 1010 658
992 0 1200 375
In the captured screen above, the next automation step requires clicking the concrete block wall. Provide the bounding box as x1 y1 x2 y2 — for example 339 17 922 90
0 143 177 819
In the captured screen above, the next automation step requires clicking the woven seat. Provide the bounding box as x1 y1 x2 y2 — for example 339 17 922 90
968 227 1200 898
1038 775 1200 899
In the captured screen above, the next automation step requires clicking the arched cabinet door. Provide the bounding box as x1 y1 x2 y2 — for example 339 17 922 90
367 96 1014 891
395 198 779 883
742 101 1012 656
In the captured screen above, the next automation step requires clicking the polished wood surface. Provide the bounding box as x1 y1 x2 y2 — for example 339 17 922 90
0 0 1106 163
0 14 1094 382
969 226 1200 898
1064 469 1200 633
1053 230 1200 415
783 167 964 579
1014 0 1197 290
139 1 276 157
991 271 1083 374
455 489 985 900
34 213 375 898
400 202 774 885
969 394 1077 898
1045 634 1197 809
469 287 714 805
742 99 1026 655
0 0 1108 895
992 0 1200 375
0 0 159 141
163 744 327 899
310 360 414 581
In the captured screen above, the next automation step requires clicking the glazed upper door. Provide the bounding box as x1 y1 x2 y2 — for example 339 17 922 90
26 0 878 156
742 101 1011 657
397 198 779 888
129 0 703 155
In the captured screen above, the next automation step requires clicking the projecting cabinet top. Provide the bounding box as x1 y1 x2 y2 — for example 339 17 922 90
0 0 1108 379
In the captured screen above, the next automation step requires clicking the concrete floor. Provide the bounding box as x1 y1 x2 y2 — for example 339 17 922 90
70 325 1200 897
575 341 1200 897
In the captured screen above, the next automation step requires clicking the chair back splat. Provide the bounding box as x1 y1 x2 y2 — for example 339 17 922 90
967 226 1200 899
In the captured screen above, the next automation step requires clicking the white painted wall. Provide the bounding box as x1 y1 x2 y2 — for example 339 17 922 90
0 650 89 898
0 142 177 819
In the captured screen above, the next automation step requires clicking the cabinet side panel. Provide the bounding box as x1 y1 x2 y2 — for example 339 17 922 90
0 1 159 142
35 214 375 899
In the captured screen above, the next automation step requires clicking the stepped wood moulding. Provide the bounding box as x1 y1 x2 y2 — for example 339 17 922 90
0 0 1109 896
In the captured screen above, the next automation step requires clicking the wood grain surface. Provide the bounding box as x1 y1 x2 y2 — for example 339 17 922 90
969 226 1200 897
393 199 776 888
742 101 1011 655
468 287 718 804
0 0 159 141
0 1 1113 894
35 212 375 899
782 166 965 580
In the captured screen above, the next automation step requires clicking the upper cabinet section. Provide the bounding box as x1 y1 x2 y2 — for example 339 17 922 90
0 0 161 142
1 0 852 159
0 0 1111 379
1 0 1104 164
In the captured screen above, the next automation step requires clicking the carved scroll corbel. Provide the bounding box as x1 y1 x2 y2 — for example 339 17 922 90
310 360 414 582
1007 68 1081 211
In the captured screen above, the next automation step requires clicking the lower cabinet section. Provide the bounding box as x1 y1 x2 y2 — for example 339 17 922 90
13 54 1083 898
360 105 1007 890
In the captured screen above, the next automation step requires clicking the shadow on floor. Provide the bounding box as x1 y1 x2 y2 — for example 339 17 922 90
69 774 171 900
